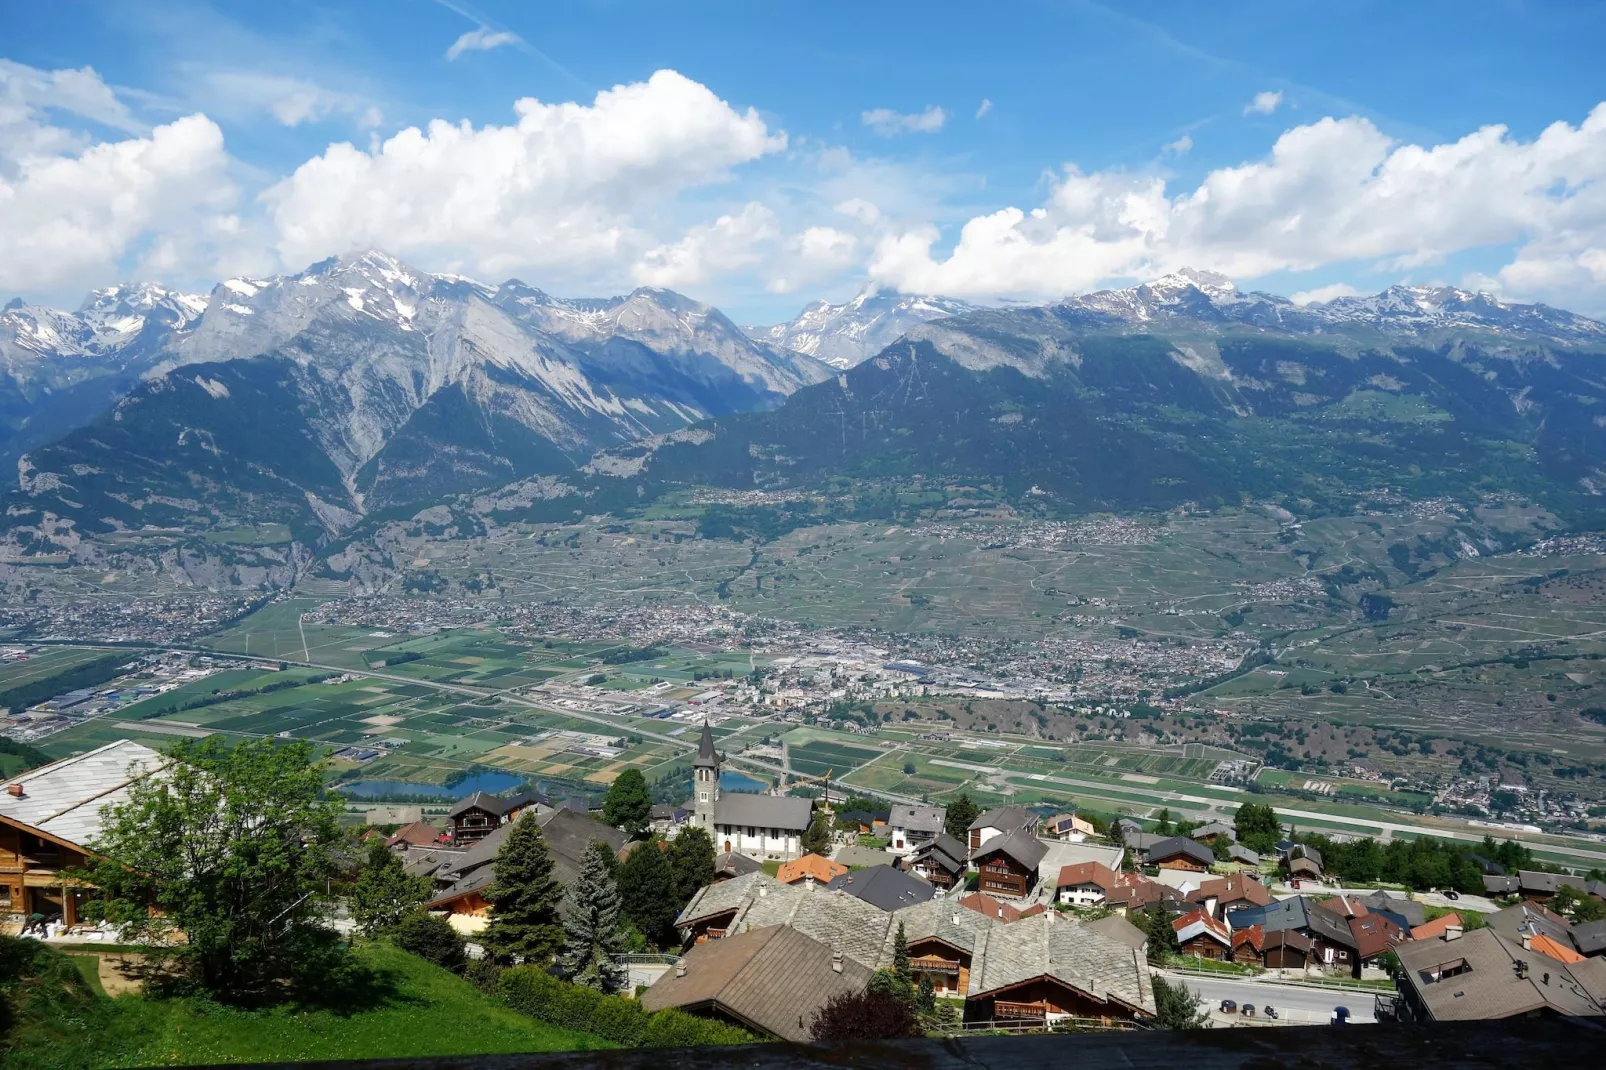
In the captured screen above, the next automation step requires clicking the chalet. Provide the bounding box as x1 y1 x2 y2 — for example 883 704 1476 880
972 829 1048 900
887 803 946 857
690 723 814 859
1226 844 1261 867
1483 870 1606 904
826 866 936 911
1360 890 1427 928
1174 908 1233 960
1392 927 1606 1022
1186 872 1272 921
1144 837 1213 872
1189 821 1234 845
1262 929 1314 969
967 806 1038 856
776 853 847 886
1573 920 1606 958
906 832 967 889
901 901 994 998
448 792 509 844
1229 896 1353 971
1231 924 1265 965
641 925 874 1042
1282 843 1325 881
1104 873 1183 916
836 810 890 835
0 740 166 931
1056 862 1119 908
963 911 1155 1026
650 803 691 834
386 821 443 850
1042 813 1096 841
1348 912 1409 975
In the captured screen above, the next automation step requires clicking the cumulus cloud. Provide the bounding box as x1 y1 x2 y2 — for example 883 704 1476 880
446 27 521 61
264 70 786 280
0 59 143 164
1290 283 1364 305
976 99 993 120
632 202 778 288
868 105 1606 307
1245 90 1283 115
862 105 947 136
1163 134 1192 155
0 112 236 293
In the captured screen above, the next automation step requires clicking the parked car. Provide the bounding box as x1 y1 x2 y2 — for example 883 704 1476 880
1219 999 1237 1013
1290 879 1301 889
1241 1004 1256 1017
1331 1006 1351 1025
1263 1005 1278 1020
1444 890 1460 900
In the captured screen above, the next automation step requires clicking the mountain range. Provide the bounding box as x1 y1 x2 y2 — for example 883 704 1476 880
7 260 1606 562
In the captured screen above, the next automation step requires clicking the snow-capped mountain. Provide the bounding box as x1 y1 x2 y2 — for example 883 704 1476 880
5 251 831 539
749 290 978 368
1 282 207 365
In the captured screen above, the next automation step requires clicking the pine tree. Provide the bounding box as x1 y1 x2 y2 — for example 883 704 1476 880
801 811 832 856
944 794 980 840
1155 807 1174 835
557 839 629 992
892 920 912 987
483 815 563 965
666 825 715 908
619 835 678 947
351 839 431 937
604 768 653 836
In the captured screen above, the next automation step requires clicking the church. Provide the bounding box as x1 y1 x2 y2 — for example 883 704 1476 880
690 721 815 860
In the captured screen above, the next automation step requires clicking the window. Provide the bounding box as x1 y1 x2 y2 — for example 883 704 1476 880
699 792 707 802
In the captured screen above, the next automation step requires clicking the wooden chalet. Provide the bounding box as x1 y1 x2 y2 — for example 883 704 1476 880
1145 837 1213 872
906 832 968 889
1173 908 1233 961
971 829 1048 900
447 791 509 844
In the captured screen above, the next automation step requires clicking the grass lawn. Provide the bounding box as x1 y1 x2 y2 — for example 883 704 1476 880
9 941 610 1068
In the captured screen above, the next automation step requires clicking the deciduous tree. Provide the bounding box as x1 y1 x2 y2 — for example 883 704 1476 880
603 768 653 836
351 839 431 937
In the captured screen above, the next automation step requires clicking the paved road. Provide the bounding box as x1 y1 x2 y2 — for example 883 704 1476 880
1166 973 1377 1026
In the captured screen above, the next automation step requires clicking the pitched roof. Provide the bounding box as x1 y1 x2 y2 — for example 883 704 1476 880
1228 895 1312 934
447 791 506 818
958 892 1022 924
1227 844 1261 865
1532 933 1586 965
973 828 1048 871
1190 821 1234 840
1189 872 1272 909
1057 862 1119 892
1174 908 1232 947
387 820 443 848
1413 913 1465 941
1233 924 1265 955
640 924 873 1042
1395 928 1606 1020
713 792 813 832
776 853 848 885
715 850 764 879
966 911 1156 1015
1348 913 1406 960
1488 902 1575 949
1360 890 1426 928
1144 836 1213 866
909 832 968 874
970 806 1033 832
826 865 936 910
888 803 945 834
693 720 720 770
1571 919 1606 956
0 739 167 850
1084 913 1149 951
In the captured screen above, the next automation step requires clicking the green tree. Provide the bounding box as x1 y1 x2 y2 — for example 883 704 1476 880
1210 836 1233 863
1233 802 1283 853
801 812 832 856
557 839 629 993
391 912 468 973
666 825 715 908
1137 904 1181 964
483 816 564 966
892 921 912 988
944 794 980 841
603 768 653 837
351 839 431 937
1155 808 1174 835
79 737 342 1000
915 974 936 1016
619 837 678 947
1552 884 1606 922
1150 976 1208 1029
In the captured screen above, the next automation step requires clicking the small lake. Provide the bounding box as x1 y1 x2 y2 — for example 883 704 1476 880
720 770 770 793
342 770 526 799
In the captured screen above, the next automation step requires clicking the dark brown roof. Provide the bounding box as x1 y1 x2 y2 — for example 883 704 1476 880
640 924 874 1042
448 791 506 818
973 828 1048 871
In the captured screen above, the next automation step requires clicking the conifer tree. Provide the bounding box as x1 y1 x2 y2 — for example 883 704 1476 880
351 838 431 937
892 920 912 987
666 824 716 908
943 794 980 841
801 811 832 856
557 839 629 992
619 835 678 947
483 815 563 965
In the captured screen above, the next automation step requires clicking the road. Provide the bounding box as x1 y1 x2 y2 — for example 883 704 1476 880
1165 973 1377 1026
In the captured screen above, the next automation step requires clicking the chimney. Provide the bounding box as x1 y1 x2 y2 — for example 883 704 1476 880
675 959 687 978
759 884 768 897
1444 925 1463 942
5 784 21 798
1520 932 1533 951
831 949 844 974
952 911 962 925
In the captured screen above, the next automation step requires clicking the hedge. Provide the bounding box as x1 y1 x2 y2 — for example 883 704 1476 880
498 966 754 1048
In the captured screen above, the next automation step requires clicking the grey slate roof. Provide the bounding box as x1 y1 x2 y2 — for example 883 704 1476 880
715 850 764 879
1360 890 1426 928
0 739 166 848
1228 895 1312 934
640 924 874 1042
967 911 1156 1015
1487 902 1576 949
970 806 1034 833
1571 919 1606 957
713 792 813 832
1144 836 1213 867
1190 821 1234 841
889 803 945 835
974 828 1049 871
1227 844 1261 865
1083 913 1149 952
826 866 937 910
1395 928 1606 1020
910 832 968 875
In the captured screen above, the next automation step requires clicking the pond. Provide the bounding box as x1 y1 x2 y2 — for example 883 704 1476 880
720 770 771 794
341 769 526 799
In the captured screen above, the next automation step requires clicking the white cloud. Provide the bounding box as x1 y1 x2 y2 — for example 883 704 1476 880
976 99 992 120
861 105 947 136
264 69 786 281
833 198 881 226
1290 282 1363 305
632 202 778 288
868 104 1606 308
446 27 520 61
1245 90 1283 115
0 59 143 165
0 113 235 293
203 72 382 128
1163 134 1193 155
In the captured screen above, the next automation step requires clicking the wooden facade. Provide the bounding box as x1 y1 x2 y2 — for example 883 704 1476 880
907 937 971 997
1151 852 1208 873
975 850 1035 900
967 976 1144 1026
450 804 503 844
0 818 92 928
1178 932 1227 960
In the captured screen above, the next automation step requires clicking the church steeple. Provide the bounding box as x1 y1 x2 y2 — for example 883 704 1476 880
692 719 720 829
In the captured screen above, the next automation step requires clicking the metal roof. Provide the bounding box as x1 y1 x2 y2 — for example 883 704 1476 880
713 792 813 832
0 739 166 848
825 865 937 910
1396 928 1606 1021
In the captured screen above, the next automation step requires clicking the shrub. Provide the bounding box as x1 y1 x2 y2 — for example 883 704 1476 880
809 990 919 1043
498 965 752 1048
390 913 467 974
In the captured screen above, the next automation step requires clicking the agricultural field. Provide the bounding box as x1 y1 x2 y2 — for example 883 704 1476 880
0 646 120 690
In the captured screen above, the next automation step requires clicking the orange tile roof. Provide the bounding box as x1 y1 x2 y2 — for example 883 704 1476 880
1411 912 1463 941
1531 932 1585 965
1056 861 1118 890
958 891 1022 923
775 853 848 885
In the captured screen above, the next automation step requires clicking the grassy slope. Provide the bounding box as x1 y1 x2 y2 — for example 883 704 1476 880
6 942 610 1068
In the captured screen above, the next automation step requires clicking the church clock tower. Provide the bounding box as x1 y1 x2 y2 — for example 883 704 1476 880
692 720 720 830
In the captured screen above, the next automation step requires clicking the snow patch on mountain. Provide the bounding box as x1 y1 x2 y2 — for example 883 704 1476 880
750 290 979 368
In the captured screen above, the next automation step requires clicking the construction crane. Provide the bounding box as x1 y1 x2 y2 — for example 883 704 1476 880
782 768 835 814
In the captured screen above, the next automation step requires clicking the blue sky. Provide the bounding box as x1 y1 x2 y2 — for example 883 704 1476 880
3 0 1605 321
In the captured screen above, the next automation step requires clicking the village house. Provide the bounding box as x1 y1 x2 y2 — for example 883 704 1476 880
0 740 166 931
905 832 967 889
1391 926 1606 1022
1186 872 1272 921
1483 870 1606 905
967 806 1038 856
826 866 936 910
886 803 946 857
1173 908 1233 960
386 820 444 850
972 828 1048 900
1056 862 1119 908
1144 836 1213 872
447 792 509 844
1282 844 1325 882
712 850 764 883
959 891 1022 924
1231 924 1265 965
1188 821 1234 845
775 853 846 886
1041 813 1096 841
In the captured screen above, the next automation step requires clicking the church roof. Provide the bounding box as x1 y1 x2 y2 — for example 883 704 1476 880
694 720 720 769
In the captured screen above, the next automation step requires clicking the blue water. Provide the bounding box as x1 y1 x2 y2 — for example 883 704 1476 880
342 770 525 799
720 770 770 793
